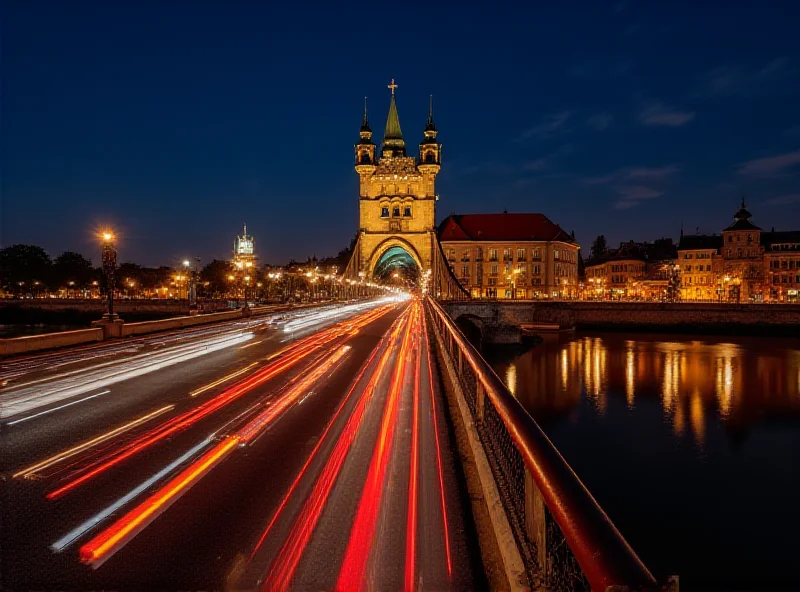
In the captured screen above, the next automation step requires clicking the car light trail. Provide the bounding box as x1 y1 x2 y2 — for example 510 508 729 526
1 332 253 420
44 312 381 500
260 311 412 591
51 437 213 552
13 405 175 479
237 344 351 445
189 363 259 397
79 436 240 568
246 314 403 562
405 316 422 592
239 339 264 350
78 316 366 568
424 312 453 577
6 389 111 427
334 303 417 591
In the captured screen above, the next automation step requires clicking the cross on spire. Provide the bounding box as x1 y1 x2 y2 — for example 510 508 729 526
388 78 398 95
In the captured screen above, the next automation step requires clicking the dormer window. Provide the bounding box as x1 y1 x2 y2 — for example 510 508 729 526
381 207 389 218
392 206 400 217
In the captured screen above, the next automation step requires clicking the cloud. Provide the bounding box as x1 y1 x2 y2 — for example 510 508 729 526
618 185 663 200
518 111 571 140
612 185 664 210
737 150 800 176
765 194 800 205
462 161 515 175
626 164 680 179
581 164 679 185
587 112 613 131
523 159 548 172
639 102 694 127
581 174 616 185
697 58 792 98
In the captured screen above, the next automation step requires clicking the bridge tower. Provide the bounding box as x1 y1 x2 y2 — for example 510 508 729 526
348 80 441 283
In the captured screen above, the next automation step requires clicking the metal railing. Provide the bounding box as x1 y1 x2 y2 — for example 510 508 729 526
426 298 666 591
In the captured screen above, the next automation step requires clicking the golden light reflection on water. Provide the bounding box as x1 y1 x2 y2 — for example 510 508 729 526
493 333 800 446
506 364 517 397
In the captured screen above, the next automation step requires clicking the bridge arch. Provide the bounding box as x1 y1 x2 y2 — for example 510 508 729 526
367 236 423 283
454 314 485 348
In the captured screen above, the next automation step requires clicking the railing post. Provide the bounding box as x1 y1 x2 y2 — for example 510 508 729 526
476 380 485 424
525 469 548 589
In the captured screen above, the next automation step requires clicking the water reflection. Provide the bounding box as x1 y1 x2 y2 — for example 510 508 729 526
492 333 800 444
489 332 800 588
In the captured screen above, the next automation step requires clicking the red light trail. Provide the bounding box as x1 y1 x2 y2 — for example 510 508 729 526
334 302 418 591
47 305 394 500
404 311 422 592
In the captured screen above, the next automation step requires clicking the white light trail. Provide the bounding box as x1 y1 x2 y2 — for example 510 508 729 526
6 389 111 426
50 437 213 552
1 332 253 420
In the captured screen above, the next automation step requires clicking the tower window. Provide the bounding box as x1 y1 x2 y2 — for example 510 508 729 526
360 152 371 164
403 206 412 217
392 206 400 217
380 207 389 218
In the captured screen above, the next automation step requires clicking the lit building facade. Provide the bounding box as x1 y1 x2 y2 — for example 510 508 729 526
437 213 579 299
585 239 677 299
677 234 723 301
720 202 764 302
763 230 800 302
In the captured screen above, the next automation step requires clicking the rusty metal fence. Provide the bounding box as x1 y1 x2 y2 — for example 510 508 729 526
426 298 673 591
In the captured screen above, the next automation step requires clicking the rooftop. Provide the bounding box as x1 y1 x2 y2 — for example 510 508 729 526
437 212 575 243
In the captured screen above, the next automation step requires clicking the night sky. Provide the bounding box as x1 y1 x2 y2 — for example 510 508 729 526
4 1 800 267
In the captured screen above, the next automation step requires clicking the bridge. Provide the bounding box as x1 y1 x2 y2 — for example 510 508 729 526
1 85 674 591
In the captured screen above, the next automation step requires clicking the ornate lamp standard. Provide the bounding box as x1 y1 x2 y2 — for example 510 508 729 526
101 231 118 320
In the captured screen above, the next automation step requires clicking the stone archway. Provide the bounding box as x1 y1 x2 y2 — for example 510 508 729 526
367 237 424 284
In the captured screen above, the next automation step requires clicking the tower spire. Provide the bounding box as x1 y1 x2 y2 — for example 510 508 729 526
360 96 370 132
382 79 405 157
425 94 436 132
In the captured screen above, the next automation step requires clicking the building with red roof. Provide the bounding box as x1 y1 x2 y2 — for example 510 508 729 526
437 212 580 299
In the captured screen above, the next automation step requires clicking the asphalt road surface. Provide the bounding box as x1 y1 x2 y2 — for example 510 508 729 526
2 299 484 590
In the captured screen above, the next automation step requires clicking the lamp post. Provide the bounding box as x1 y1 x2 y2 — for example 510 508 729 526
101 231 117 320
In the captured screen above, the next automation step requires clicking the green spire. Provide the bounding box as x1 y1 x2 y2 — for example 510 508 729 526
382 79 405 156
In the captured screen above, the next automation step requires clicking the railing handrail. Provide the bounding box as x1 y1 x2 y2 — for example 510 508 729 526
426 297 657 590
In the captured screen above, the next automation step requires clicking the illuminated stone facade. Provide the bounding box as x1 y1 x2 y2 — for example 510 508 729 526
353 84 440 277
438 213 580 299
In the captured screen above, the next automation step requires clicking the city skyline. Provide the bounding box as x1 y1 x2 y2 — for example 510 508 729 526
4 2 800 266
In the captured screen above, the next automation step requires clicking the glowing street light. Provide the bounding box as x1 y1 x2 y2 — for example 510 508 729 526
99 230 117 320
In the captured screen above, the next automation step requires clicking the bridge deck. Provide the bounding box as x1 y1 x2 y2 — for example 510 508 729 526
1 300 483 590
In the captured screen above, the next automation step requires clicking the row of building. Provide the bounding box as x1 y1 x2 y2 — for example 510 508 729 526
437 201 800 302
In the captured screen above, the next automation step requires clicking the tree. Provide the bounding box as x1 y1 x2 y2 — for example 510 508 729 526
590 235 608 261
0 244 53 294
52 251 94 289
200 259 233 297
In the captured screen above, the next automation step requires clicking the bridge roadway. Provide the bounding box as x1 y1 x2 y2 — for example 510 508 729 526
1 299 484 590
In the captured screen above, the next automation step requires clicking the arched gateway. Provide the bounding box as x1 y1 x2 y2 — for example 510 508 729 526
342 80 468 298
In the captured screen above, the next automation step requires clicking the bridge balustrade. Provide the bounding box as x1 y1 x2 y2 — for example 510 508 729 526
426 298 673 591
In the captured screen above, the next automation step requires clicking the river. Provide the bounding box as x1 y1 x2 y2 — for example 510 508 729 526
487 331 800 591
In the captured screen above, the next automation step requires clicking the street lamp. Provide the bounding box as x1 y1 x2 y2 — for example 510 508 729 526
100 230 117 320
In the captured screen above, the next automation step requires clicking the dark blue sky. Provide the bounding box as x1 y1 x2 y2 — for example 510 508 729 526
4 1 800 267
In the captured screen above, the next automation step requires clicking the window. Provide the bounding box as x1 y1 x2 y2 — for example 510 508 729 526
533 278 541 285
461 250 470 262
532 248 541 260
516 248 525 261
380 207 389 218
392 206 400 217
518 263 527 274
476 247 483 261
447 249 456 261
533 264 540 275
727 248 732 257
737 248 742 258
403 206 412 217
488 277 497 286
706 265 711 271
489 249 498 261
462 265 469 278
554 249 560 260
490 264 498 276
503 248 512 261
727 235 732 243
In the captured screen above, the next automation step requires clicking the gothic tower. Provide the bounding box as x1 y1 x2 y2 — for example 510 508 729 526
353 80 442 279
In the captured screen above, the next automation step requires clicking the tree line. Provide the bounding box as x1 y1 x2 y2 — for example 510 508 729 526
0 239 356 298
